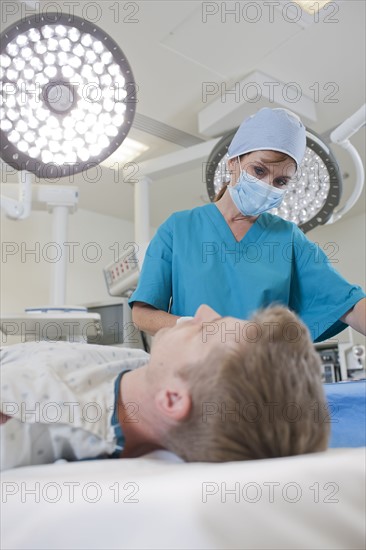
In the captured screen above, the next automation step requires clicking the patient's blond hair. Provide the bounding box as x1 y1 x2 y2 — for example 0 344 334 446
162 306 330 462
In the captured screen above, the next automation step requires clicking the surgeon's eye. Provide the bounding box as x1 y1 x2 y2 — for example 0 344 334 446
254 166 265 177
274 179 288 187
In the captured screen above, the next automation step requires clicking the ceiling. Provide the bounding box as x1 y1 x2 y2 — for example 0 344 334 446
2 0 366 229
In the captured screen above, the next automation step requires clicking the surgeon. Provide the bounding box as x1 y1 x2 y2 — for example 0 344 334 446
129 108 366 342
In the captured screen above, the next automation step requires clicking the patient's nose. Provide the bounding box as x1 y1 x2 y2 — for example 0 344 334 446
194 304 221 323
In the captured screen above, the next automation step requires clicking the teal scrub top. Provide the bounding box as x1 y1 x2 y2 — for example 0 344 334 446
129 204 365 342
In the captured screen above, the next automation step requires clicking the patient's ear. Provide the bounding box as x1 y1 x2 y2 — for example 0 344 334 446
155 388 191 422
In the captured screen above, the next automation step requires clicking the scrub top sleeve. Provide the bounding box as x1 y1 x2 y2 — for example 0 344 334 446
128 216 173 312
289 229 366 342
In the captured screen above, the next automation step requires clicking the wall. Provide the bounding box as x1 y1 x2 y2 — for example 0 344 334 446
0 209 137 313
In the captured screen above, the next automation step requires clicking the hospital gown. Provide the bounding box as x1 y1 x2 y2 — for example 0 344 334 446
0 341 149 470
129 204 365 342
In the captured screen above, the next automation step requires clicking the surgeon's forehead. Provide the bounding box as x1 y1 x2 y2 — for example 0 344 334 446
246 149 294 162
258 155 292 166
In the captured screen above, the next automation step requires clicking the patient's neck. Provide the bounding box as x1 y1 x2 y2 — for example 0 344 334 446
120 442 162 458
117 368 164 458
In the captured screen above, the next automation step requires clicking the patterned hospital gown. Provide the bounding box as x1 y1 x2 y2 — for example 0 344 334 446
0 341 149 470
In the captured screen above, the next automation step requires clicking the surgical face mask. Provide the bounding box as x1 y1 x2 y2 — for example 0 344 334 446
228 159 287 216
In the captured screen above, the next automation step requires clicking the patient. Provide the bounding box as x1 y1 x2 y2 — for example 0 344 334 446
0 305 329 469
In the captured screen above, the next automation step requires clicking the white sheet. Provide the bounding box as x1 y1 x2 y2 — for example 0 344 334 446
1 447 365 550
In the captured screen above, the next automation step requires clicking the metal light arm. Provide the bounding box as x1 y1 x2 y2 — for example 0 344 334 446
330 104 366 143
0 168 32 220
327 104 366 224
1 180 79 305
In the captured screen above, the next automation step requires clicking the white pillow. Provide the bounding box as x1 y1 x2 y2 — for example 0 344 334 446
1 448 364 550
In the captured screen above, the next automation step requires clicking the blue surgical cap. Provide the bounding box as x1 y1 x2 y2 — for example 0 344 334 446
227 108 307 168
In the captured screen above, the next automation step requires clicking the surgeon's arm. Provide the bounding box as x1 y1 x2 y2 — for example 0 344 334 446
340 298 366 335
132 302 180 336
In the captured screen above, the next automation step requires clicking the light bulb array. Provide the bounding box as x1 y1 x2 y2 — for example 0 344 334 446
0 13 136 178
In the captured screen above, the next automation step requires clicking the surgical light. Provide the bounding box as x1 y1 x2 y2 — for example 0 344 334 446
206 128 343 233
206 104 366 232
0 12 136 178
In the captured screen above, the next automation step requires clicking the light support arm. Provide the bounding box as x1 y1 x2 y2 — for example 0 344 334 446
330 104 366 144
327 104 366 224
1 183 79 306
0 169 32 220
50 205 70 306
44 188 79 305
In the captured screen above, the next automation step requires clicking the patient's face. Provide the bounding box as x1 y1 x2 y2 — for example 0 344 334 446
147 305 247 382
